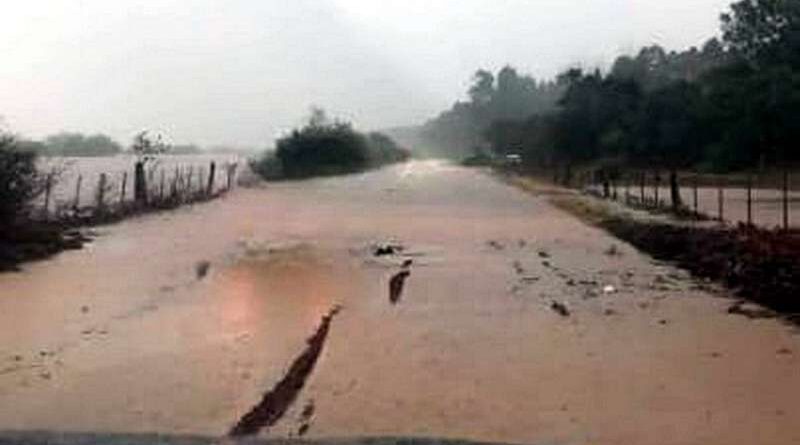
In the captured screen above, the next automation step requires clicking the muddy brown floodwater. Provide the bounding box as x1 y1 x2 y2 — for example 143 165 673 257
0 160 798 445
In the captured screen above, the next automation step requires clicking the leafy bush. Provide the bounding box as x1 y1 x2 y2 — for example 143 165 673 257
252 110 409 180
0 133 44 224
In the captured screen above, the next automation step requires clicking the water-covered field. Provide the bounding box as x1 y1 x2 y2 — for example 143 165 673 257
37 155 245 211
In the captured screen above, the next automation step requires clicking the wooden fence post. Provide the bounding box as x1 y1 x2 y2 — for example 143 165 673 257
207 161 216 196
624 173 630 203
43 171 53 219
746 174 753 227
640 172 645 205
198 167 205 196
96 173 107 211
654 171 660 208
693 174 699 217
783 169 790 231
134 161 148 206
187 166 194 194
74 174 83 210
717 181 724 223
120 171 128 207
611 176 618 201
159 169 165 201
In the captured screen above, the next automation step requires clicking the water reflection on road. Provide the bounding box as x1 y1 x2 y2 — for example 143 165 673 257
213 246 342 341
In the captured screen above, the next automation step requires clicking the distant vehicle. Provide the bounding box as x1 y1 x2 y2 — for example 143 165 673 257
504 154 522 166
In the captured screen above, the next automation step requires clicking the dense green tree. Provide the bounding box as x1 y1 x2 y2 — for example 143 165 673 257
0 133 43 223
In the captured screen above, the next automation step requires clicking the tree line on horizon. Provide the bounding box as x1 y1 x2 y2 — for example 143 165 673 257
407 0 800 208
14 131 249 157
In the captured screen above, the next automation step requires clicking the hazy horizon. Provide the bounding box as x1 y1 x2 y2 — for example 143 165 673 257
2 0 730 147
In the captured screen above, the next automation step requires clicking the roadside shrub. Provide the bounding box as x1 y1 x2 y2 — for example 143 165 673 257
252 110 409 181
0 133 44 225
276 122 370 178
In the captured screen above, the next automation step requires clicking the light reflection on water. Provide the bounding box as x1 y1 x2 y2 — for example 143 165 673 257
398 159 458 179
209 248 347 341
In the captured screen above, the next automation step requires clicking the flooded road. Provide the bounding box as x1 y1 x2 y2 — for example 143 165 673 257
1 160 798 445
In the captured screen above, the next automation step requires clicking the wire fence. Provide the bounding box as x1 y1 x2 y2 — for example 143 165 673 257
37 158 240 223
582 170 798 230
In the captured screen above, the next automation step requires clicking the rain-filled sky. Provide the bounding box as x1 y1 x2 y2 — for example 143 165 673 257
1 0 732 148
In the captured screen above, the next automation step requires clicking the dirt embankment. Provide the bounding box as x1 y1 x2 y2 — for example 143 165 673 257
0 222 89 272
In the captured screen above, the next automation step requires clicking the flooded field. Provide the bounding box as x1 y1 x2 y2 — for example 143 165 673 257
1 161 798 445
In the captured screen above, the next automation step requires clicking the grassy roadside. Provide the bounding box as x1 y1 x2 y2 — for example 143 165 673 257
506 174 800 323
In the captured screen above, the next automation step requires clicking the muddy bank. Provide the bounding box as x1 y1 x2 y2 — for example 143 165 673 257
0 222 90 272
0 190 232 272
546 192 800 321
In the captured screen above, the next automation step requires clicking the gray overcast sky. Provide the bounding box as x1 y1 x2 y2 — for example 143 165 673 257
1 0 732 148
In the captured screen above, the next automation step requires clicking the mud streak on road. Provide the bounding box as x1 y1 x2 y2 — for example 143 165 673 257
228 305 342 437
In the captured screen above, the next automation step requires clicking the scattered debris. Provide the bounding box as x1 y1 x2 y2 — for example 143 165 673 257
374 243 404 256
550 301 570 317
582 290 599 300
195 261 211 279
487 240 504 251
602 285 617 295
727 302 776 320
300 400 315 420
80 305 90 314
658 319 669 325
512 260 525 275
538 250 550 258
297 423 310 436
603 309 617 316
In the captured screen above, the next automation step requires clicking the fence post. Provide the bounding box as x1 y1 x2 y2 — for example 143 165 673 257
74 174 83 211
198 167 205 196
746 174 753 227
654 171 660 208
120 171 128 207
43 171 53 219
171 170 178 198
611 176 618 201
159 169 165 201
693 174 699 217
134 161 147 206
207 161 216 196
96 173 107 211
783 169 790 231
639 172 645 205
624 173 630 204
717 180 724 224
